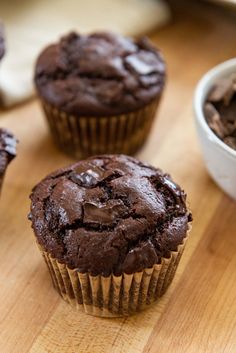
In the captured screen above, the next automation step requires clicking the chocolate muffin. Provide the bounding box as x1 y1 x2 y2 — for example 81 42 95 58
0 128 17 193
0 23 5 61
29 155 191 317
34 31 166 157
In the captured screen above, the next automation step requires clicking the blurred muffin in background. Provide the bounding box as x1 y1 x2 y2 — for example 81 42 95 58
0 128 17 193
34 31 166 158
0 23 5 61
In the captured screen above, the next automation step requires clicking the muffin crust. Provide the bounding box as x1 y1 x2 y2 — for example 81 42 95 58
35 32 165 116
30 155 191 276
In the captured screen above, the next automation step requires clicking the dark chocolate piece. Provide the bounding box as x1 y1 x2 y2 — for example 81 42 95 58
204 74 236 151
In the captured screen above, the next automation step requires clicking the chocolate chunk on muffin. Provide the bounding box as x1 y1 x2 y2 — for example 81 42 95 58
35 31 166 157
0 128 17 192
29 155 191 317
204 73 236 150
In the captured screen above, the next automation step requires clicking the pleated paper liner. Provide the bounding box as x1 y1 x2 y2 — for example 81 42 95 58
40 96 161 158
38 235 188 318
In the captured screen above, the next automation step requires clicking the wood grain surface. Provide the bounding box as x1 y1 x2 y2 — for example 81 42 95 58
0 1 236 352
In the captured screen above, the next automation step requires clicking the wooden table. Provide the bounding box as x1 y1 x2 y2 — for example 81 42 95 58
1 1 236 352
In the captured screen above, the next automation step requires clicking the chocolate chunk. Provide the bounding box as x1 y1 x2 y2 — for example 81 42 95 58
122 240 158 274
83 199 128 225
70 165 106 187
125 51 165 75
204 76 236 151
208 74 236 105
204 103 228 138
224 136 236 150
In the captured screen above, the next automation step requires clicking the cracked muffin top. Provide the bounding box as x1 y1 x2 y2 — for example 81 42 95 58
0 128 17 176
29 155 191 276
34 31 166 116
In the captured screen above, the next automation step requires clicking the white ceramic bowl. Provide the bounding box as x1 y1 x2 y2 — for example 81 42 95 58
194 58 236 200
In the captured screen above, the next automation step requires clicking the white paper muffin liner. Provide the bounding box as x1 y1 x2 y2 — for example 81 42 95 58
40 96 161 158
38 234 188 317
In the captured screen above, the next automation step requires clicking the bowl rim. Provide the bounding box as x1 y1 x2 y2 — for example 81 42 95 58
193 57 236 159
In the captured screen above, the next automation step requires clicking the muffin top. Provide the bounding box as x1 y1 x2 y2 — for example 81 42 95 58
30 155 191 276
34 32 166 116
0 23 5 60
0 128 17 175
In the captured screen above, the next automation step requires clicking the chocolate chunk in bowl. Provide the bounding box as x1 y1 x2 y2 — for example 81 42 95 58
204 74 236 150
194 58 236 200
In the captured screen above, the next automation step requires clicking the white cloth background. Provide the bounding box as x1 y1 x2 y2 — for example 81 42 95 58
0 0 170 107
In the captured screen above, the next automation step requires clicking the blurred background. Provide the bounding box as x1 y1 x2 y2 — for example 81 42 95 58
0 0 236 107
